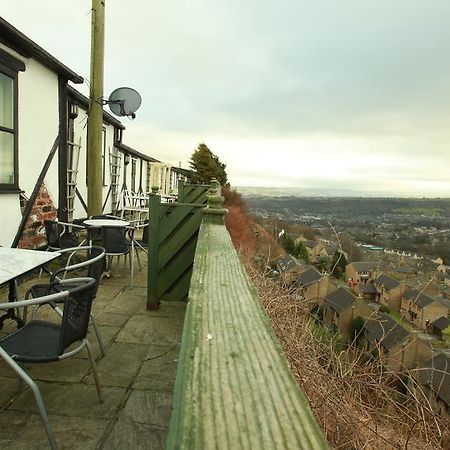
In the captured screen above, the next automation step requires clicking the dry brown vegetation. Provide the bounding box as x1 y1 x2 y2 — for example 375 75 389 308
244 259 450 449
225 195 450 448
224 189 450 448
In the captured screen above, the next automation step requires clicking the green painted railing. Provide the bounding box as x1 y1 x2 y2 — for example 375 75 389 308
166 184 328 449
177 181 210 204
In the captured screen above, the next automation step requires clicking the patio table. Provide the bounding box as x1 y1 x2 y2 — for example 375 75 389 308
0 248 60 329
83 219 130 227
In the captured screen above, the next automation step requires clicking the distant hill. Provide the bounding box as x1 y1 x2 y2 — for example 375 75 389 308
242 195 450 218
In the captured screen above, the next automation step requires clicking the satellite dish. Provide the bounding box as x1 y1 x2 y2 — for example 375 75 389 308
108 87 142 118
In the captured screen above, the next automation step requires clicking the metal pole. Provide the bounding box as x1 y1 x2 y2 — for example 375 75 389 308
87 0 105 216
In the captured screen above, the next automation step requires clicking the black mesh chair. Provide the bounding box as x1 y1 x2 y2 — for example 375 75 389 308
133 221 149 255
44 220 85 251
86 215 121 242
27 246 107 357
101 226 135 288
0 278 103 450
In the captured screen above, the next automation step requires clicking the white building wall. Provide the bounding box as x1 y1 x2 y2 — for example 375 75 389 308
0 44 59 246
71 104 117 219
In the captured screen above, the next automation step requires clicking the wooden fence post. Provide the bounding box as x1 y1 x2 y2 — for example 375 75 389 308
203 178 227 224
147 193 161 310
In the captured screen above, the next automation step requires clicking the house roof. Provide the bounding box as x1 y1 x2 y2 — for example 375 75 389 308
418 353 450 407
302 240 318 249
0 17 83 83
115 142 160 163
357 283 378 294
431 316 450 331
295 267 322 287
364 313 409 350
172 167 193 178
324 288 356 314
350 262 379 272
276 256 302 273
324 244 338 255
404 288 436 309
396 266 417 274
374 274 400 291
67 86 125 130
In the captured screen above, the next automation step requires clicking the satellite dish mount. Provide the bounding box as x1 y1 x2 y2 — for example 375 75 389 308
102 87 142 119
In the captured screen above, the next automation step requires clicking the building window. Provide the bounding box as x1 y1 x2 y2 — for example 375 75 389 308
146 162 151 193
102 127 107 186
0 70 17 190
131 158 137 193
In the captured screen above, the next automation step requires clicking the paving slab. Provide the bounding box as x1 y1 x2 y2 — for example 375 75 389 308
0 410 109 450
102 415 166 450
133 347 179 392
83 342 148 388
134 301 187 319
95 311 131 327
95 284 124 299
120 389 172 427
10 383 126 419
25 358 92 383
103 293 145 315
0 376 18 407
116 315 184 347
71 325 121 361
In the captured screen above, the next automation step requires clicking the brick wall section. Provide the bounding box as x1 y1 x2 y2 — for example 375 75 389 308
18 183 57 249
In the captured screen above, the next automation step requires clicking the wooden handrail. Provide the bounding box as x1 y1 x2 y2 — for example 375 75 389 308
166 182 328 449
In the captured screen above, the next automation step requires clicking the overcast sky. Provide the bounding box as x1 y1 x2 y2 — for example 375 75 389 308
2 1 450 196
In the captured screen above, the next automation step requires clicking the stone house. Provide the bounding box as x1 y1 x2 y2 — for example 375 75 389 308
293 267 336 306
354 282 377 301
301 240 320 261
323 287 372 339
426 316 450 340
362 314 432 372
345 262 380 285
374 274 406 312
411 352 450 420
401 288 450 330
276 255 305 286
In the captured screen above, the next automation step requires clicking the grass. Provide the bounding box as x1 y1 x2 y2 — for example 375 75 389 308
442 325 450 347
387 311 415 331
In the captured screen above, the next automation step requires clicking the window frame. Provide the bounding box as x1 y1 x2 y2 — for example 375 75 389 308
131 157 137 193
101 127 107 186
0 61 19 193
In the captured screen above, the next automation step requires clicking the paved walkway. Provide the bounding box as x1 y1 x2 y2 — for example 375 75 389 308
0 257 186 449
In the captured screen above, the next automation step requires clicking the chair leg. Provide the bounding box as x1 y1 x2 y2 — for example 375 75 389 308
129 246 134 289
84 339 104 403
135 245 142 271
0 348 58 450
90 314 106 358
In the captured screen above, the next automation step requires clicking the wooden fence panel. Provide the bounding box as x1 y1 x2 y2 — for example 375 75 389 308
147 194 205 308
177 182 210 205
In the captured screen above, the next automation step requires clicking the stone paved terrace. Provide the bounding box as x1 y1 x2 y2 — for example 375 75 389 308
0 255 186 449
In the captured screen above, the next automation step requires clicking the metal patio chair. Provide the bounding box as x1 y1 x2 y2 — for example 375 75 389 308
86 214 122 242
0 277 103 450
132 220 149 256
26 246 107 357
101 225 136 288
43 219 85 251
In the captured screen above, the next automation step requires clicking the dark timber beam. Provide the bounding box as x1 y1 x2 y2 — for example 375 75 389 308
58 77 68 222
12 136 59 248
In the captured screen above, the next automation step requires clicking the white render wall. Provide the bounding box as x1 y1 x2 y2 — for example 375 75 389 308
71 104 117 219
0 44 59 247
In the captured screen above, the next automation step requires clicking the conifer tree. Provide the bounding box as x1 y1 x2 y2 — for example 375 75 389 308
189 143 228 185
